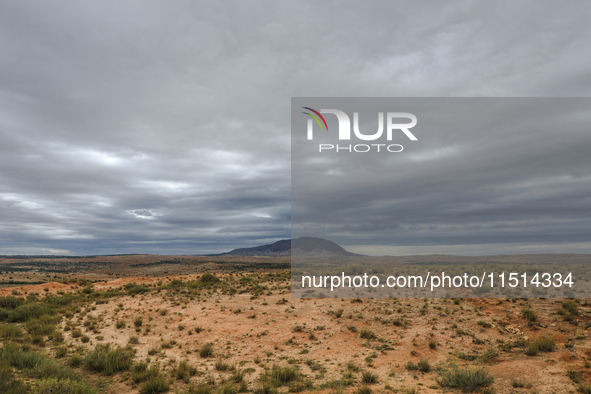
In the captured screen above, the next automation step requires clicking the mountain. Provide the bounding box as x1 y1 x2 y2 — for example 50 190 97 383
219 237 359 257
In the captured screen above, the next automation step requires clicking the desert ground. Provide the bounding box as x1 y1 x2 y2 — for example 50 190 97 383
0 256 590 394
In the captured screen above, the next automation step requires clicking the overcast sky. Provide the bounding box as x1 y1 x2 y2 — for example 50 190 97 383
1 1 590 255
291 98 591 256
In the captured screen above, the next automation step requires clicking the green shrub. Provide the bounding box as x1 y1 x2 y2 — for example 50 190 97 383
405 361 418 371
263 365 299 386
0 324 23 340
55 346 68 358
355 386 372 394
175 360 198 383
32 335 46 347
68 354 83 368
188 274 221 289
7 303 55 323
0 296 25 309
134 317 143 327
524 342 538 356
52 331 65 344
568 369 582 384
132 361 160 383
335 309 344 318
417 358 430 372
187 384 214 394
458 353 478 361
476 321 491 328
160 340 176 349
44 295 74 307
84 344 133 375
521 306 537 323
480 345 499 363
127 285 150 296
0 342 75 381
139 375 170 394
437 364 494 392
215 360 232 372
132 361 149 383
0 361 28 394
200 273 221 285
526 335 556 356
35 378 95 394
361 371 379 384
116 320 125 329
562 300 579 315
288 379 312 393
359 329 376 340
230 369 244 383
217 383 238 394
199 343 214 358
253 384 277 394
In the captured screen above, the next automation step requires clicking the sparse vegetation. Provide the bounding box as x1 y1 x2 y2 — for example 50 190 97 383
359 329 376 340
521 305 537 323
215 359 233 372
525 334 556 356
437 364 494 392
480 345 499 363
35 378 96 394
0 259 585 394
84 344 134 375
361 371 379 384
140 374 170 394
174 360 198 383
417 358 430 372
262 365 300 386
199 343 214 358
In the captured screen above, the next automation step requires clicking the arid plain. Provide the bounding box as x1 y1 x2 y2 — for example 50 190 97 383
0 255 590 394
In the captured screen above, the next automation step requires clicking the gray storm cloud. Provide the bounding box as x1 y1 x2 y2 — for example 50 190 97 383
0 1 590 255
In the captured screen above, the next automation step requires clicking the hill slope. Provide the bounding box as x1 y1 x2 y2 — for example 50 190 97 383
220 237 359 257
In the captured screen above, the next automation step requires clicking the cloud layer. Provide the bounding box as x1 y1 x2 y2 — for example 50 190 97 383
292 98 591 255
0 1 590 254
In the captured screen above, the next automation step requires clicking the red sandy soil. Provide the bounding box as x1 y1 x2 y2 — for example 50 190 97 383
3 276 590 393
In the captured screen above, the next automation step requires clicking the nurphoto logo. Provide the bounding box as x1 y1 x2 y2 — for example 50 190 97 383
302 107 418 153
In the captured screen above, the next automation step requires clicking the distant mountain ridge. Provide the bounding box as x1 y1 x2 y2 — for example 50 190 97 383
219 237 360 257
